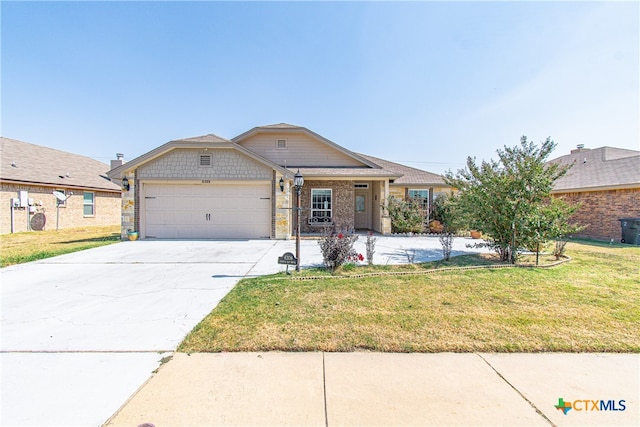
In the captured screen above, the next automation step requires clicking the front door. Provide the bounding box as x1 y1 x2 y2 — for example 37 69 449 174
355 190 371 229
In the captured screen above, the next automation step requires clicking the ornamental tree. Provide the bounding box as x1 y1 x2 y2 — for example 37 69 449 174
444 136 580 263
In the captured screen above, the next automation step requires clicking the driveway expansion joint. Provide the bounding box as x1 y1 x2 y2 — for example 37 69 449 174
322 352 329 427
245 240 279 277
477 353 555 426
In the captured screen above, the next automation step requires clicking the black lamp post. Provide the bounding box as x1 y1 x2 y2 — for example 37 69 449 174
293 169 304 271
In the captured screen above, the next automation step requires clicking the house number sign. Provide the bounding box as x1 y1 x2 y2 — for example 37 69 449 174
278 252 297 265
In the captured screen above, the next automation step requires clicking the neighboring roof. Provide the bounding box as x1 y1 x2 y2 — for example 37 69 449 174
549 146 640 192
358 153 447 186
107 134 289 179
232 123 381 169
0 137 120 192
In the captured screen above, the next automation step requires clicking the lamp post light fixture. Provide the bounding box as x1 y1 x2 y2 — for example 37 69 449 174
293 169 304 272
279 177 285 192
122 176 130 191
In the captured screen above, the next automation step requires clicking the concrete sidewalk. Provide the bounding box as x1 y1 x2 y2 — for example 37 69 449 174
106 352 639 427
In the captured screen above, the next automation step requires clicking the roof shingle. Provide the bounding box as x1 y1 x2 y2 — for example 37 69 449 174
550 146 640 192
357 153 446 186
0 137 120 191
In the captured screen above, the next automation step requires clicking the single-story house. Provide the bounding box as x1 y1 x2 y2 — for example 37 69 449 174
0 137 121 234
107 123 450 240
549 145 640 241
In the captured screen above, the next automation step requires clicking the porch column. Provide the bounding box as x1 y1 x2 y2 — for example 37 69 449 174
382 179 391 234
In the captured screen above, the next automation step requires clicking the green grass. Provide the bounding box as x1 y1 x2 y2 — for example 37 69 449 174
0 225 120 267
179 241 640 353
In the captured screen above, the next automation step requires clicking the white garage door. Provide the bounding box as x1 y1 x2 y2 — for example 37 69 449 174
143 183 271 239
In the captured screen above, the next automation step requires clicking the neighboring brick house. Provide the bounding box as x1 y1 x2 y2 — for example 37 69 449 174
107 124 450 240
0 137 121 234
549 145 640 241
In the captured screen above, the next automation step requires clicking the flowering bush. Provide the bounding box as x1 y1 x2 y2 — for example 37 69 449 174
318 227 362 271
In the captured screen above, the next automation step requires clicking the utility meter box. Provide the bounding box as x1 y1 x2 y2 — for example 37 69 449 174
19 191 29 207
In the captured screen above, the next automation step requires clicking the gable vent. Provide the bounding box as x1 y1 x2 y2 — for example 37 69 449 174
199 154 212 167
276 139 287 149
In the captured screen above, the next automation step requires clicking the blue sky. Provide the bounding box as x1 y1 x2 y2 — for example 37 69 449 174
2 1 638 174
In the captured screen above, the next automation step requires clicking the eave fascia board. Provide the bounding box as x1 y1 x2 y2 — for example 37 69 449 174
389 182 450 188
0 178 121 193
551 183 640 193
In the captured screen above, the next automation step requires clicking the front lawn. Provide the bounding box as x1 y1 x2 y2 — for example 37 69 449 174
179 241 640 353
0 225 120 267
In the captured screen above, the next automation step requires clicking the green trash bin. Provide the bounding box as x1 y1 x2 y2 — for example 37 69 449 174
619 218 640 245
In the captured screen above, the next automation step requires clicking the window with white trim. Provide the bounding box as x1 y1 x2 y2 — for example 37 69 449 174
408 189 429 210
310 189 332 224
83 192 95 216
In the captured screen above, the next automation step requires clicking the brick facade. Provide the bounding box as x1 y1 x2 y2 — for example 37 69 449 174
1 182 120 234
553 188 640 241
299 180 354 233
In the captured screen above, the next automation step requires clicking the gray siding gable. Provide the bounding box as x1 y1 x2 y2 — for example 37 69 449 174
138 148 272 180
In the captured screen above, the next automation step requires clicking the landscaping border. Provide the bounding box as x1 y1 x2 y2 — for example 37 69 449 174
290 256 571 281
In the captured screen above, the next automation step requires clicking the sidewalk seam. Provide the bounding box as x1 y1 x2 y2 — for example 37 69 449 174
244 240 279 277
322 352 329 427
477 354 556 427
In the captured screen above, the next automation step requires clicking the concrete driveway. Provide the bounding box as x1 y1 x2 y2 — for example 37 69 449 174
1 239 282 426
1 235 490 426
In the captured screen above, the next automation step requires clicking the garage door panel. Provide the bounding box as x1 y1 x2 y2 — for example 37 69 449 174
144 183 271 239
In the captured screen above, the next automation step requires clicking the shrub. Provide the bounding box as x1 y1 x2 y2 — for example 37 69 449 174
431 194 464 233
429 220 444 233
386 196 426 233
318 227 363 271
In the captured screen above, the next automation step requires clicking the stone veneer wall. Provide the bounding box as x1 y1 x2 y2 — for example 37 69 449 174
299 180 354 233
553 188 640 241
274 171 291 239
120 171 136 239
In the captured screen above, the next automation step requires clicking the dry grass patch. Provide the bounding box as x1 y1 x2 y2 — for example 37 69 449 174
0 225 120 267
180 241 640 353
